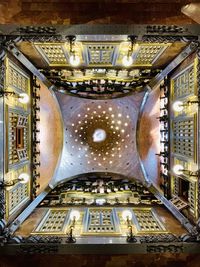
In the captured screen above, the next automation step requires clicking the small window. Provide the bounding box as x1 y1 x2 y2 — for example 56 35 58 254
179 178 189 202
15 127 24 149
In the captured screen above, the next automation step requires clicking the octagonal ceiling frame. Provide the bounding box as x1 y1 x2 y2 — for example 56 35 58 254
0 24 199 242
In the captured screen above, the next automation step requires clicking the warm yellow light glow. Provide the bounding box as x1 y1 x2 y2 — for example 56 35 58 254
70 210 80 221
69 54 80 67
172 101 184 112
122 210 132 221
173 164 184 175
122 55 133 67
18 93 30 104
18 173 30 184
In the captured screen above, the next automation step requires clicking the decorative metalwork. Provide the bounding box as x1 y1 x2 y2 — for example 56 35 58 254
22 35 63 43
22 235 62 243
0 58 6 220
0 188 5 219
20 244 59 254
140 233 181 243
159 79 170 198
32 77 40 197
17 26 56 35
2 27 61 44
181 218 200 242
41 176 158 207
142 35 198 43
0 59 6 91
147 244 183 253
146 25 185 34
0 219 23 245
54 79 146 99
42 68 160 99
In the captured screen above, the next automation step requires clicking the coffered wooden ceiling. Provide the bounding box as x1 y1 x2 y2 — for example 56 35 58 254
17 40 187 70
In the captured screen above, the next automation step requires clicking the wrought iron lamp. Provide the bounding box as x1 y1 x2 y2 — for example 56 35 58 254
66 210 80 243
0 173 30 188
0 90 29 104
173 164 199 177
122 35 137 67
122 210 137 243
172 100 199 112
66 35 80 67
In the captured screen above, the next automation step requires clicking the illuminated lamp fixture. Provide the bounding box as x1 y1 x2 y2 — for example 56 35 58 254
18 93 30 104
173 164 184 175
172 101 184 112
0 90 29 104
122 210 136 243
173 164 200 177
18 173 30 184
0 173 30 188
66 210 80 243
172 100 199 112
67 35 80 67
122 35 137 67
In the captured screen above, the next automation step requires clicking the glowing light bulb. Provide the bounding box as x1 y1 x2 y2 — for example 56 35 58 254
18 173 30 184
172 101 184 112
122 55 133 67
69 54 80 67
122 210 132 221
173 164 184 175
70 210 80 221
18 93 29 104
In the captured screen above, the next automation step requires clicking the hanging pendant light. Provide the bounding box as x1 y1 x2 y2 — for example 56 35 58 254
67 35 81 67
122 35 137 67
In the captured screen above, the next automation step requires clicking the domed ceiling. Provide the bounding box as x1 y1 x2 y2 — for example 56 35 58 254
50 91 145 187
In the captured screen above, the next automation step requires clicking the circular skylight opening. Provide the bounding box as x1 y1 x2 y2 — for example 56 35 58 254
92 128 106 143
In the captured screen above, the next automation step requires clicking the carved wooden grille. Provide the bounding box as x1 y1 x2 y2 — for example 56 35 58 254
87 209 115 233
134 44 167 65
173 66 194 98
8 111 29 165
170 196 188 210
8 182 29 215
173 118 194 158
8 64 28 92
34 209 68 233
87 44 115 65
133 209 166 233
35 44 67 65
188 181 197 215
173 176 179 195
